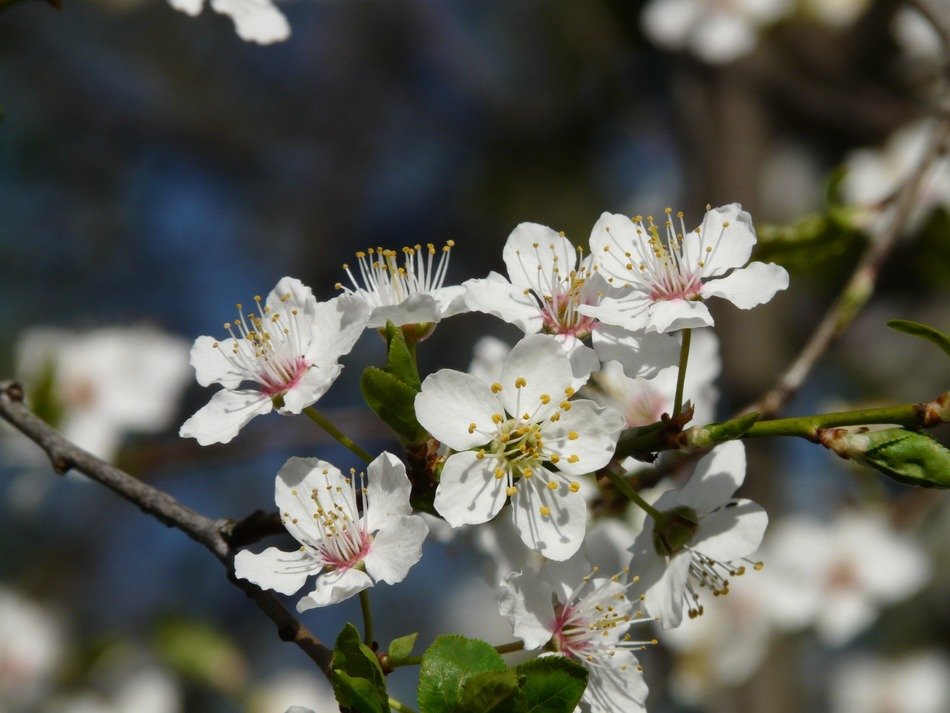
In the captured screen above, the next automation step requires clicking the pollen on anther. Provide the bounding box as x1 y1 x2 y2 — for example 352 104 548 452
515 377 527 389
468 422 477 434
491 382 503 394
567 454 579 463
546 481 558 491
539 506 551 517
569 481 580 492
506 486 518 496
567 431 578 440
539 394 551 404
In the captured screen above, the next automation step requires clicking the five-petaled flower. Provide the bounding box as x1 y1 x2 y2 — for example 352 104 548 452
629 441 768 628
180 277 368 445
499 557 652 713
234 452 428 610
464 222 679 382
415 334 624 561
580 204 788 334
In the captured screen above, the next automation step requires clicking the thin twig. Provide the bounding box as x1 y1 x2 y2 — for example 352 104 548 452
0 380 333 675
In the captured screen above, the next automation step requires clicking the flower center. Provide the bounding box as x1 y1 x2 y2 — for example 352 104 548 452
297 468 373 571
335 241 455 307
214 293 310 395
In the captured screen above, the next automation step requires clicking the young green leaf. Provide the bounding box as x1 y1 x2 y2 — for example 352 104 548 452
417 635 507 713
387 632 419 664
458 669 520 713
512 656 588 713
887 319 950 358
330 623 388 713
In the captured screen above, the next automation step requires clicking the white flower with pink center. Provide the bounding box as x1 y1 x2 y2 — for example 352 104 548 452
415 334 624 561
335 242 468 331
580 204 789 334
180 277 368 445
464 222 679 382
499 557 652 713
234 452 428 611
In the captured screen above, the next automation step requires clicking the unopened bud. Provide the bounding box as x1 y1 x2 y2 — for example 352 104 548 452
819 426 950 489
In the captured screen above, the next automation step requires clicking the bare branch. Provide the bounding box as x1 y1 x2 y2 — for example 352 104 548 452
0 380 333 674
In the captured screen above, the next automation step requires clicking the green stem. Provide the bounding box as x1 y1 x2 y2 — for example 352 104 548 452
742 404 939 441
359 589 374 647
604 469 665 523
389 697 418 713
672 328 692 419
494 640 525 655
303 406 373 463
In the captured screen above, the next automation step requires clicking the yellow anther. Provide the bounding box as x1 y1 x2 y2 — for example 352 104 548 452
491 382 503 393
549 454 560 464
494 468 505 479
549 412 561 422
539 506 551 517
564 387 575 397
567 431 578 440
506 486 518 497
515 377 527 389
546 481 558 491
569 481 580 492
560 401 572 411
567 454 579 464
468 422 477 434
539 394 551 404
492 413 503 424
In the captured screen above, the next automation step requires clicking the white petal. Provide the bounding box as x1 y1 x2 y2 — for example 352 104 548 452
543 400 623 475
190 336 245 388
647 299 714 333
502 223 575 292
297 568 373 610
234 546 321 596
279 364 343 414
305 294 370 370
499 334 573 420
588 212 655 286
630 528 690 628
363 515 428 584
167 0 203 16
463 274 543 334
415 370 498 450
582 649 649 713
210 0 290 44
678 441 746 514
692 204 757 277
641 0 703 49
498 571 557 650
690 10 757 64
579 293 652 333
274 457 348 548
591 324 680 379
511 479 587 561
700 261 789 309
179 388 272 445
691 499 768 561
364 452 413 533
432 285 470 320
433 451 507 527
366 293 441 329
815 593 877 646
555 336 600 388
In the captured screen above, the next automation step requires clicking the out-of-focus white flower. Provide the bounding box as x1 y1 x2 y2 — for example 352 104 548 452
335 242 468 331
629 441 768 629
831 652 950 713
892 6 944 64
582 205 788 334
800 0 871 28
166 0 290 45
467 335 512 385
180 277 368 445
499 556 651 713
759 511 931 645
249 671 338 713
13 325 190 462
0 588 64 709
641 0 793 64
842 119 950 237
415 334 624 561
464 223 678 382
48 660 181 713
235 452 428 611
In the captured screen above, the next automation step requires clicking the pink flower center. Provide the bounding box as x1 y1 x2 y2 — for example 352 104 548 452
321 529 373 571
260 357 309 397
551 603 590 659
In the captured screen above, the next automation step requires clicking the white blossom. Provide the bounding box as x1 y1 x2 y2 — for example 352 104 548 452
0 588 64 710
464 222 679 381
499 557 652 713
415 334 624 561
180 277 368 445
167 0 290 45
831 652 950 713
248 671 338 713
629 441 768 628
581 204 788 334
234 452 428 611
335 242 468 330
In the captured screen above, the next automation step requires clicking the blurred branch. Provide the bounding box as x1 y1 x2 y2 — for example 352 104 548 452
742 117 950 419
0 380 333 676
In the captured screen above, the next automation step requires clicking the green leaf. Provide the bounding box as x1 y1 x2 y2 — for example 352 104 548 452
330 623 388 713
417 635 507 713
383 321 422 391
387 632 419 664
152 617 247 694
821 426 950 489
360 367 428 444
512 656 588 713
887 319 950 358
458 669 520 713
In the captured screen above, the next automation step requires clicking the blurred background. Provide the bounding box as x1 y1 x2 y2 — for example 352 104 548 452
0 0 948 711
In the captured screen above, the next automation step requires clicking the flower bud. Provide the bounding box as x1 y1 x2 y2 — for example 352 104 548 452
819 426 950 489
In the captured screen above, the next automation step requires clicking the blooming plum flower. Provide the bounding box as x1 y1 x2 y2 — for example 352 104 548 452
335 242 467 331
629 441 768 628
415 334 624 560
831 652 950 713
499 557 652 713
464 222 679 381
580 204 789 334
234 452 428 611
167 0 290 45
180 277 368 445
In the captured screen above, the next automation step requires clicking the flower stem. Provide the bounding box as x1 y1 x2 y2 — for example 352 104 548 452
303 406 373 463
389 697 418 713
359 589 374 647
494 640 525 655
604 469 665 523
672 328 692 419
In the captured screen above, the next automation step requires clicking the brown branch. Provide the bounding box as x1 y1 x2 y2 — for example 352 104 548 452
0 380 333 675
742 117 950 419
